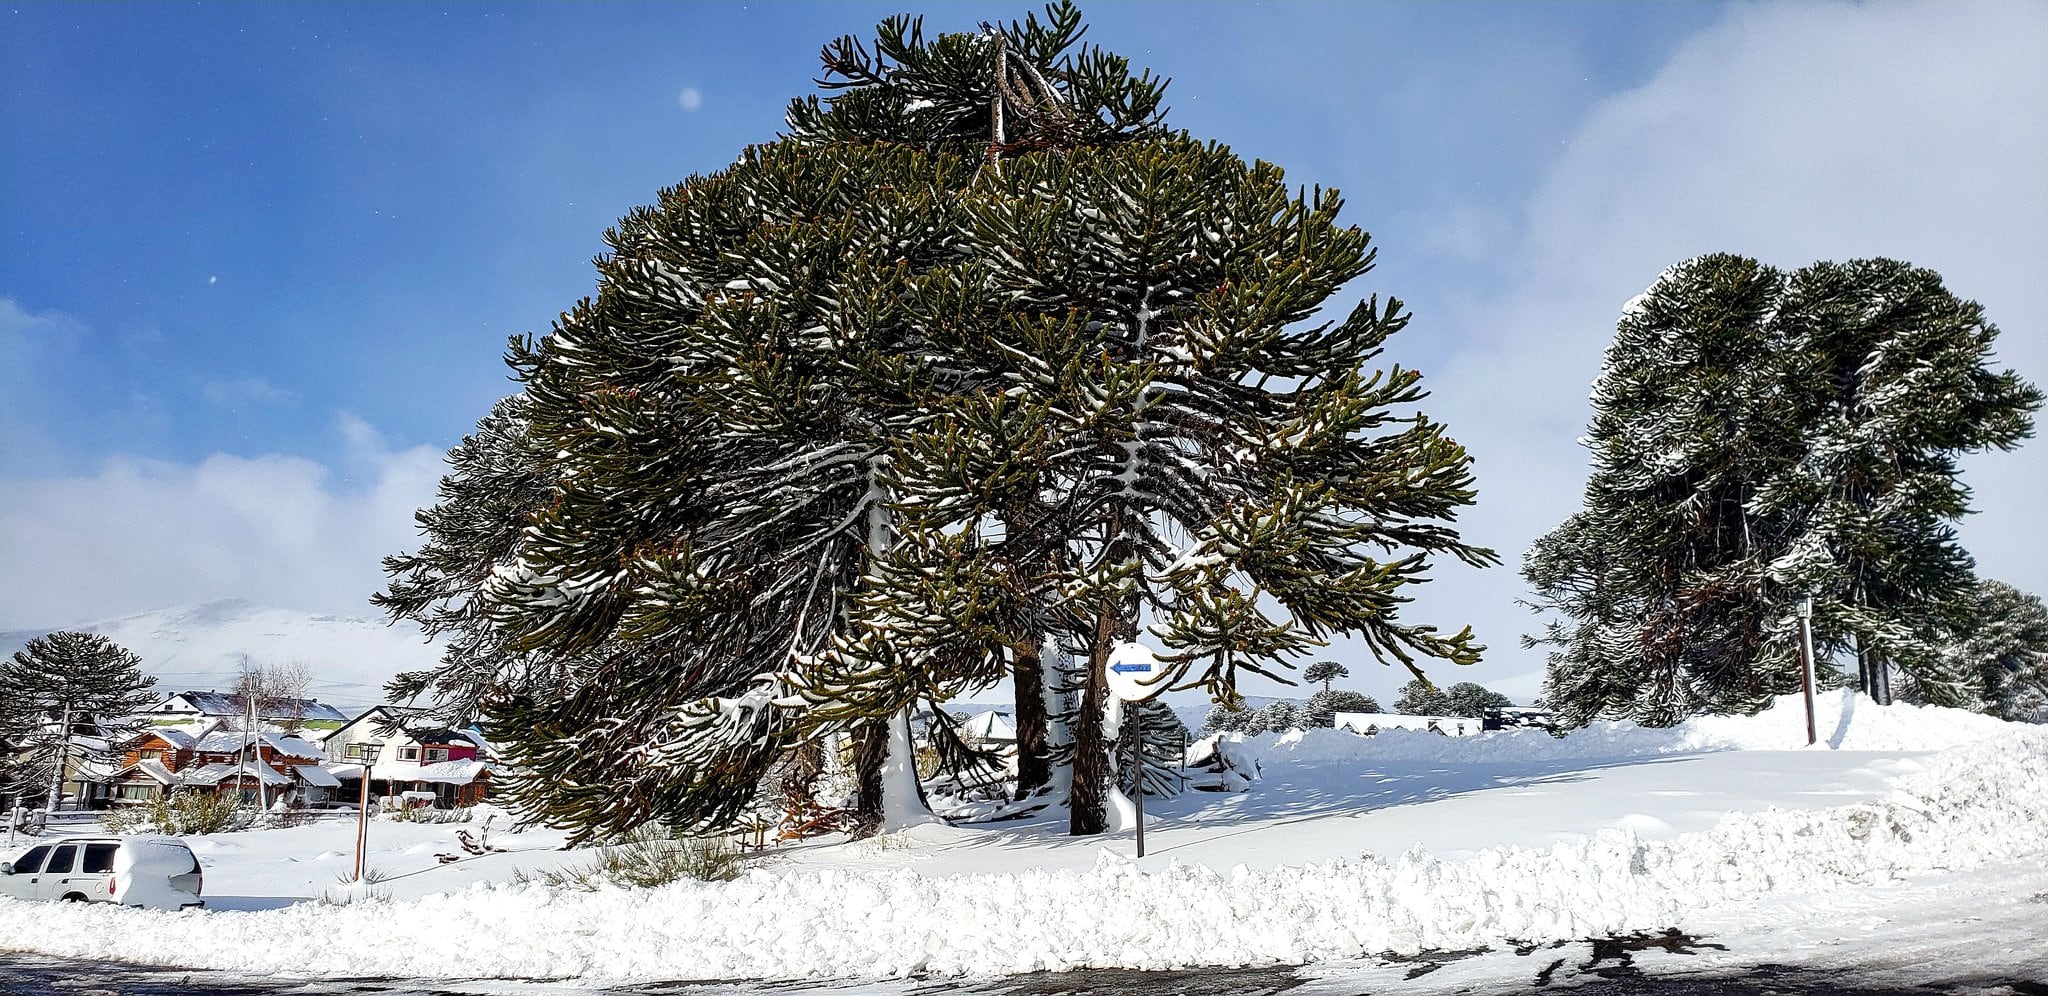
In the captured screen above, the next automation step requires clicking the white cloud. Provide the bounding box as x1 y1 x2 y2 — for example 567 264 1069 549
677 86 704 113
0 422 445 630
201 377 295 409
0 297 93 471
1402 0 2048 689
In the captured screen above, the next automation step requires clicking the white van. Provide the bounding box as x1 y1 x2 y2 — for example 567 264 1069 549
0 836 205 909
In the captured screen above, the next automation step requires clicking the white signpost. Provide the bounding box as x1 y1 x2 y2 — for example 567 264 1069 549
1105 641 1167 858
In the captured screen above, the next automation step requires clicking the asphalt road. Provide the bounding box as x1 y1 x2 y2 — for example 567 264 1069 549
3 937 2044 996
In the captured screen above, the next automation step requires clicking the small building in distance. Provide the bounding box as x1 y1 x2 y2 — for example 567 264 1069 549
1332 712 1483 738
138 690 350 733
103 725 340 807
322 706 495 808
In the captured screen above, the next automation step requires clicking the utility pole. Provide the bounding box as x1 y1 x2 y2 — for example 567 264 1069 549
1797 596 1818 746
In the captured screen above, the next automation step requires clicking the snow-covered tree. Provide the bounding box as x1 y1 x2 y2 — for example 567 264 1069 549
1304 688 1379 727
1115 698 1189 798
1240 700 1301 736
1934 580 2048 722
381 4 1169 841
383 2 1496 841
1442 681 1511 719
0 632 156 811
1303 661 1350 693
1394 678 1452 716
1198 701 1249 736
375 394 569 721
1527 254 2040 727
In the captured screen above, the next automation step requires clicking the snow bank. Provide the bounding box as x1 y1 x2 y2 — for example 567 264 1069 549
1246 689 2017 766
4 725 2043 982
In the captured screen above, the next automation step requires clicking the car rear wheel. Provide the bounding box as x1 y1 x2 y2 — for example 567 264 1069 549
61 892 88 902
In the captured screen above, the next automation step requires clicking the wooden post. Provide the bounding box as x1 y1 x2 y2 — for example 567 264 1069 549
353 758 371 882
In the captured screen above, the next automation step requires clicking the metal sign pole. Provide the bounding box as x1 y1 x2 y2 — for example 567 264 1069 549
1797 596 1818 746
1132 724 1145 859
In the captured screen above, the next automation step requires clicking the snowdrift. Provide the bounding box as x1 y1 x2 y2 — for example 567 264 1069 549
1231 689 2017 767
1 695 2041 982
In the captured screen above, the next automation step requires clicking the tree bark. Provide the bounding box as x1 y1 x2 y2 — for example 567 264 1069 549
44 701 72 814
850 718 888 839
1070 597 1133 835
1010 637 1051 800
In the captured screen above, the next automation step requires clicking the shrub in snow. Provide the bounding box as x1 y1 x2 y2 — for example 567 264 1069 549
386 805 475 825
1185 733 1261 792
100 791 249 836
520 826 746 890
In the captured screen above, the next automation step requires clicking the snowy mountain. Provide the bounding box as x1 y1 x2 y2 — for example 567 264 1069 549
0 598 445 714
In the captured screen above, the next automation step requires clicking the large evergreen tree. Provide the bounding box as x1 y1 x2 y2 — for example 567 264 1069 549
1441 681 1512 719
383 3 1495 839
1526 254 2040 726
1933 580 2048 722
1393 678 1452 716
0 632 156 810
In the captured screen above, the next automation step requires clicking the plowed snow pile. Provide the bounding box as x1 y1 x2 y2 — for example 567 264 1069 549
3 694 2043 981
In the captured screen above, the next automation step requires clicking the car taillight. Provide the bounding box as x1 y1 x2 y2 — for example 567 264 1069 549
108 875 118 894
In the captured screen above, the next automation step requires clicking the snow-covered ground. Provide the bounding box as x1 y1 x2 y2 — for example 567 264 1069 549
2 691 2043 985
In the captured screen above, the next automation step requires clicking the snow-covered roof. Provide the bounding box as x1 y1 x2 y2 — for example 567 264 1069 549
322 706 482 750
115 760 178 785
961 710 1017 742
1332 712 1481 737
332 759 491 785
143 728 201 750
154 691 348 724
192 731 327 758
178 760 294 787
292 764 341 788
408 759 491 784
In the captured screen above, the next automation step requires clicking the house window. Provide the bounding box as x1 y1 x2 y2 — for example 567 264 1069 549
139 749 163 761
399 747 420 761
350 743 381 761
117 784 158 801
424 749 447 763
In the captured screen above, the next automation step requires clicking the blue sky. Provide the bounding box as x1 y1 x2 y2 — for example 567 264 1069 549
3 2 2043 702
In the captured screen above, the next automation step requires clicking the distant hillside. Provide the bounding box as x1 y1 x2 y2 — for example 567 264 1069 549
0 598 445 715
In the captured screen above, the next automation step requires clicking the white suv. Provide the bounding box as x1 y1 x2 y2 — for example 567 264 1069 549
0 836 205 909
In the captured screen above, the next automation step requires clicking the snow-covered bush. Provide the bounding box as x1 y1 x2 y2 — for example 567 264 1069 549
386 805 475 825
100 791 249 835
521 826 745 889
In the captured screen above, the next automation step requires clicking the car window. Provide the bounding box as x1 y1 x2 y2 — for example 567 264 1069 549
46 844 79 874
83 842 119 874
10 846 50 874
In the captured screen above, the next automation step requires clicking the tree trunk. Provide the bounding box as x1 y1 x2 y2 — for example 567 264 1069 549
1070 597 1131 835
1010 637 1051 800
850 719 887 838
850 710 936 838
44 701 72 814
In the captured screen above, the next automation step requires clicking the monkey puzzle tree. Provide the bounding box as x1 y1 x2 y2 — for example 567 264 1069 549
0 632 156 811
383 2 1496 839
1527 254 2039 726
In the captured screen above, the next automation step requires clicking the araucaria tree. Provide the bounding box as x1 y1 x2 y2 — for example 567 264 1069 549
0 632 157 810
1935 580 2048 722
1526 254 2040 727
383 2 1495 840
